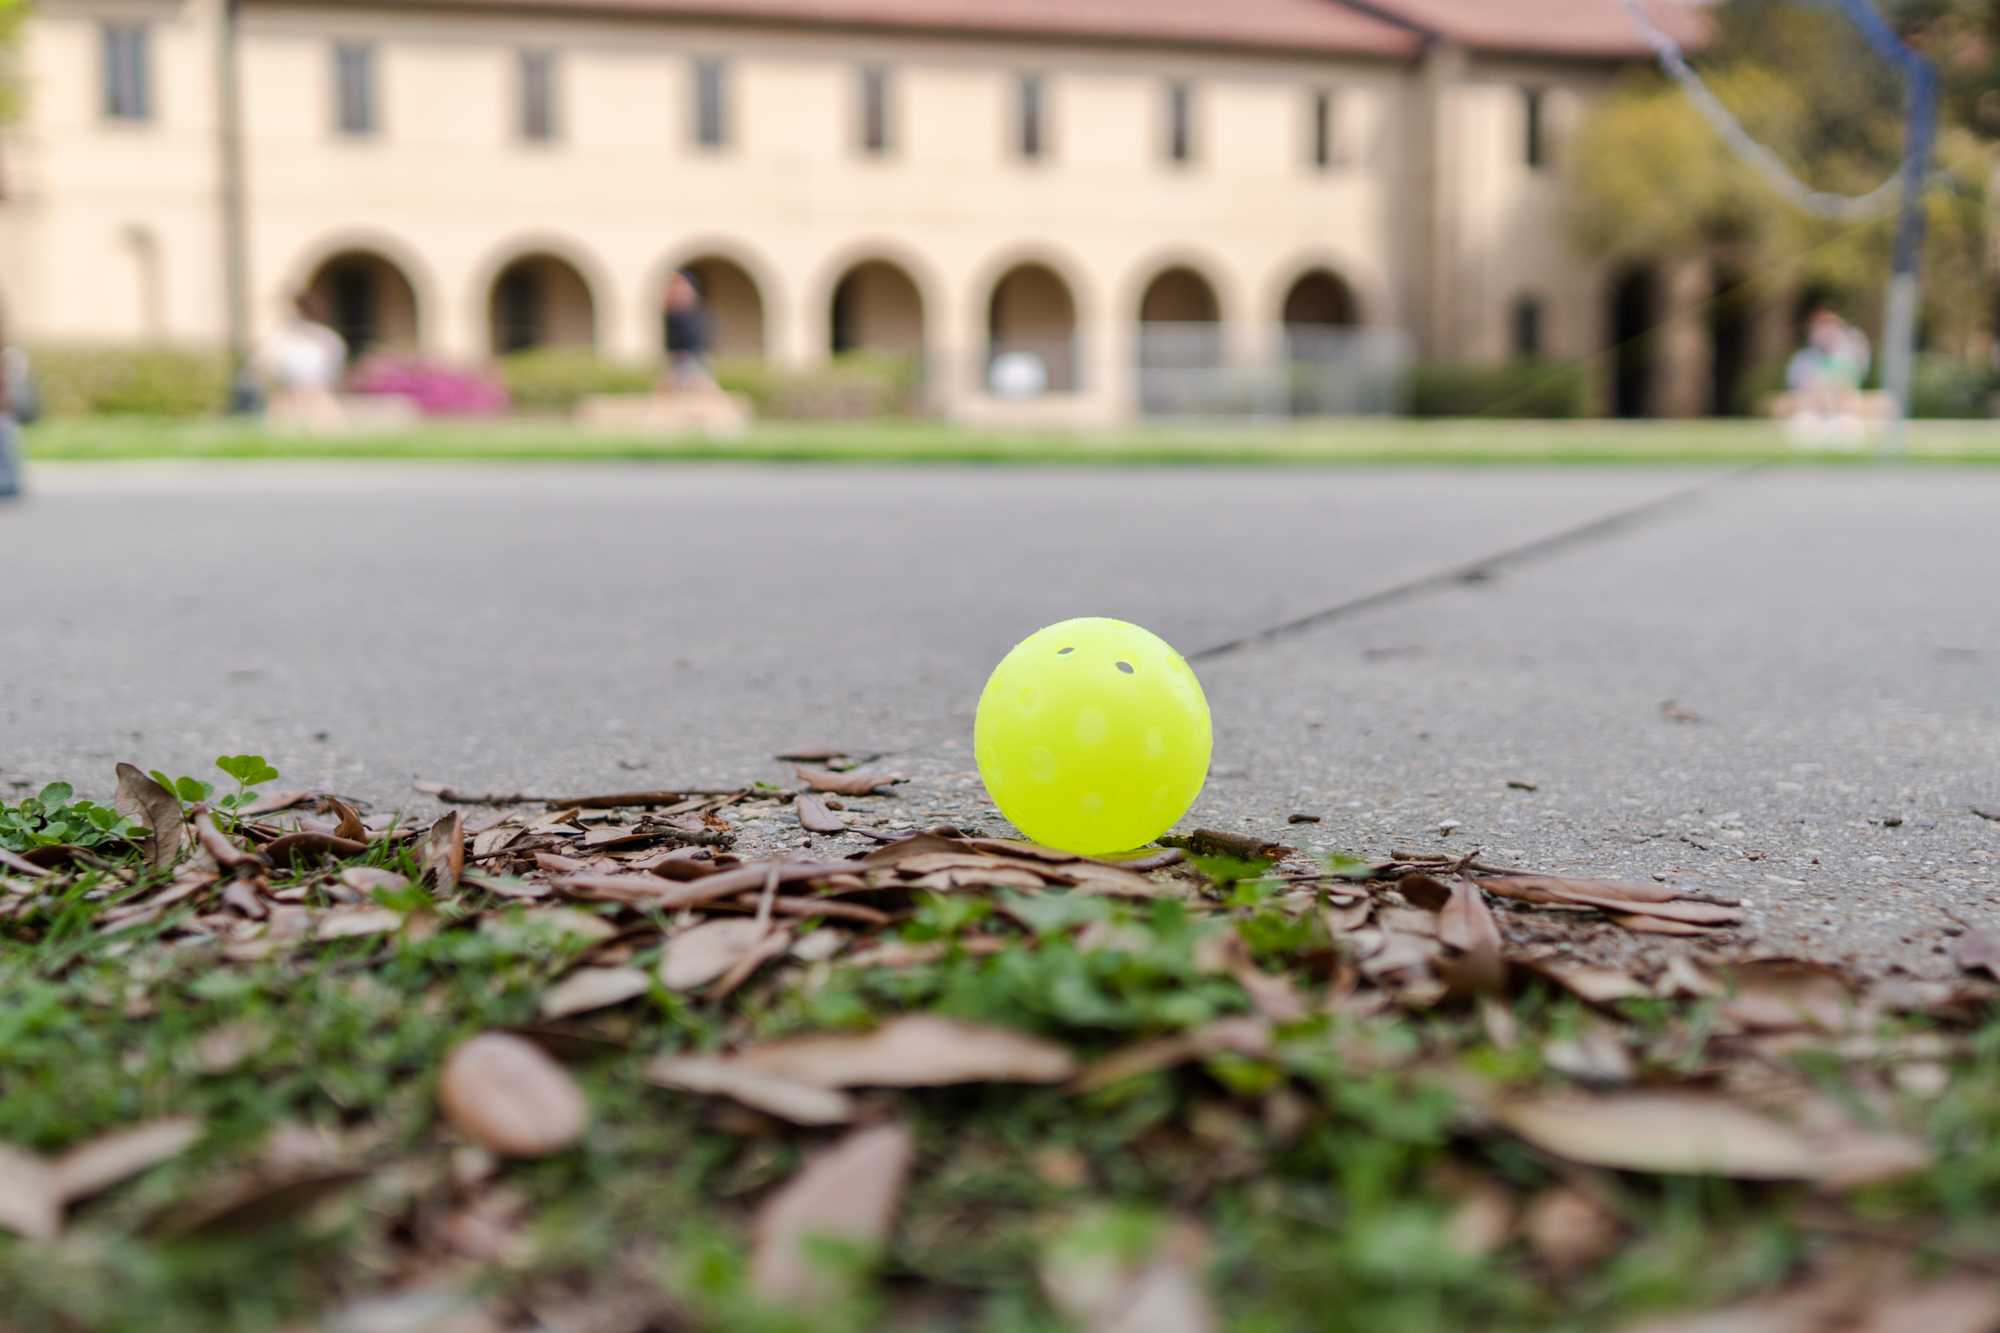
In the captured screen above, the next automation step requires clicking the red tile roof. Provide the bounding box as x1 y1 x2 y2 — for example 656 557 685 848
385 0 1423 58
323 0 1706 62
1360 0 1713 59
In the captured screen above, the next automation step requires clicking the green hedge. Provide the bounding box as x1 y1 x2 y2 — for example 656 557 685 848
1909 355 1994 419
28 344 230 417
1409 360 1591 418
497 349 656 414
716 352 921 420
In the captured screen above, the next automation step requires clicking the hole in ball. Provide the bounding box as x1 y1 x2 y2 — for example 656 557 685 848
1115 660 1134 674
1057 647 1074 655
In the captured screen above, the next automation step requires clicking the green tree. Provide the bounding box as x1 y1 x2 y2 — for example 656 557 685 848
0 0 24 125
1569 0 1996 360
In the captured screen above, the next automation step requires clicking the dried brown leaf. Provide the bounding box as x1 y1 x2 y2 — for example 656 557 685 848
1439 881 1503 957
1475 873 1685 906
1041 1213 1215 1333
659 919 774 991
1715 959 1858 1034
0 1147 61 1240
159 1167 368 1239
1442 1173 1516 1258
0 846 51 878
1854 1276 2000 1333
1396 872 1455 910
339 866 410 896
1542 1021 1636 1086
1490 1090 1929 1185
1954 929 2000 982
115 762 186 873
322 796 367 842
423 811 465 893
540 966 652 1020
193 810 266 874
50 1117 201 1204
235 789 315 817
707 928 794 1001
1523 1187 1618 1275
1071 1018 1272 1093
795 794 848 834
794 765 893 798
644 1055 856 1126
438 1033 588 1158
262 832 371 866
546 789 743 809
736 1014 1077 1088
313 906 404 940
1608 913 1718 936
752 1122 913 1304
1515 960 1652 1005
479 908 617 949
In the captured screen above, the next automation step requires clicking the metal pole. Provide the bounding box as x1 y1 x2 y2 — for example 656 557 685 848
1877 57 1937 457
217 0 256 412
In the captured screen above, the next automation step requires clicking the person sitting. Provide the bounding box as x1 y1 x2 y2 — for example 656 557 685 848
1779 306 1876 447
256 290 349 428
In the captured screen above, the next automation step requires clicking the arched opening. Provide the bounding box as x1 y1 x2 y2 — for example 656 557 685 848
1136 265 1223 414
1609 265 1658 418
829 259 924 358
1279 267 1363 414
1281 268 1359 330
305 250 420 358
1139 266 1220 326
985 262 1077 396
667 256 765 361
489 253 596 356
1708 262 1752 416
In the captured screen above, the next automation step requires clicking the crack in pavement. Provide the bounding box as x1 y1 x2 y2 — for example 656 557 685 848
1187 464 1763 664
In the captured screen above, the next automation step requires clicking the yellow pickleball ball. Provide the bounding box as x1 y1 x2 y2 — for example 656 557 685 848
974 617 1212 855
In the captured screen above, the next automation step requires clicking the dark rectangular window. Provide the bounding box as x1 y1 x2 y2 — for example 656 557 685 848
334 42 376 137
694 57 727 148
1523 87 1547 169
859 64 890 154
520 49 558 142
1511 296 1544 359
1310 89 1335 169
1017 73 1044 160
1166 81 1193 164
101 23 152 122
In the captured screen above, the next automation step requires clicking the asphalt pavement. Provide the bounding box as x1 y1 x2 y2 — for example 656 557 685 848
4 460 1994 973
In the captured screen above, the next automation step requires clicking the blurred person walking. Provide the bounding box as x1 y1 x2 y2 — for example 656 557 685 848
661 270 714 390
256 289 348 428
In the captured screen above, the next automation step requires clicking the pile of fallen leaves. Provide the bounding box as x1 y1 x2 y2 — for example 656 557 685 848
2 755 1998 1332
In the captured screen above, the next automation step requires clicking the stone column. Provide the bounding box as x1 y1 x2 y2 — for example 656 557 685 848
1412 41 1467 363
1655 252 1713 418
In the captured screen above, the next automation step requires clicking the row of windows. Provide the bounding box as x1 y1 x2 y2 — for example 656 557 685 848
99 22 1557 170
326 45 1344 165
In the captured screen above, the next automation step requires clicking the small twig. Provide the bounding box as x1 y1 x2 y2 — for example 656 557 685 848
753 861 779 931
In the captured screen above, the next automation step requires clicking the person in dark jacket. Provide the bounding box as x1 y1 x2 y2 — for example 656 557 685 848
661 269 714 389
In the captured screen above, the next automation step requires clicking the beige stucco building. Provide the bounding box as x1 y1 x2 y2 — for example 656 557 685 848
0 0 1734 422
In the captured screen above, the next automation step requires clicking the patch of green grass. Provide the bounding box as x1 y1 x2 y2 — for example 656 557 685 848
21 415 2000 467
4 827 2000 1331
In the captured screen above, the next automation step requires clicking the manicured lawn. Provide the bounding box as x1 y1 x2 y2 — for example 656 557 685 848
23 415 2000 466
